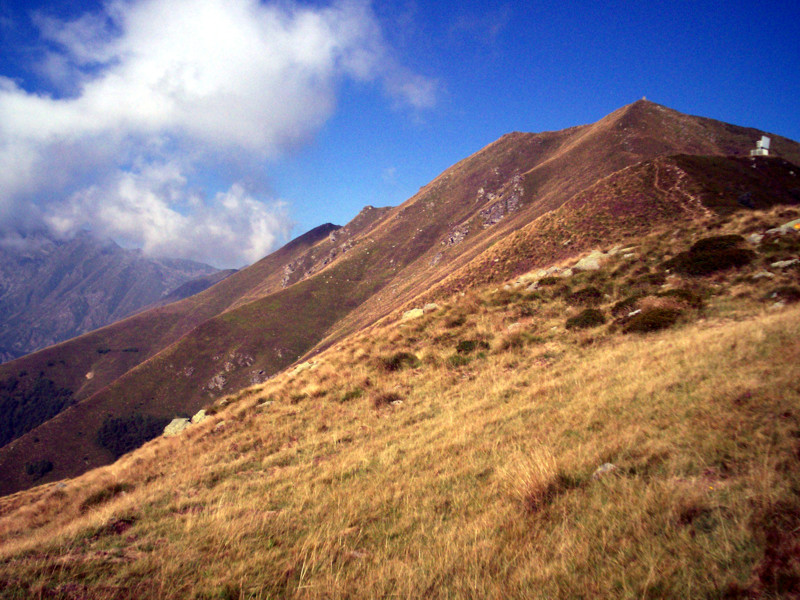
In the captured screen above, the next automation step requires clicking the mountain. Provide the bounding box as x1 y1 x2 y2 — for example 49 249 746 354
1 179 800 596
0 230 221 363
1 100 800 498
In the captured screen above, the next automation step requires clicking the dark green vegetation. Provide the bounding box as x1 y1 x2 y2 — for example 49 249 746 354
623 307 683 333
0 375 73 447
380 352 421 372
96 415 172 460
24 459 53 480
565 308 606 329
665 234 756 276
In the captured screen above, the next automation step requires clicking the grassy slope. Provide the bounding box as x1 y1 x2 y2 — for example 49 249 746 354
1 208 800 598
4 100 800 498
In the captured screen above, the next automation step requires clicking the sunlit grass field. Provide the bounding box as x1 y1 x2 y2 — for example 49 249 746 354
2 210 800 599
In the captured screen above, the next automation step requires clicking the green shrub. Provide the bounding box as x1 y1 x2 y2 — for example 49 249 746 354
455 339 490 354
690 235 744 254
656 288 705 308
96 414 171 460
623 307 683 334
538 276 561 286
565 309 606 330
664 235 754 276
25 459 53 480
566 286 603 306
768 285 800 304
0 376 74 447
611 294 643 317
340 388 364 403
372 391 403 408
446 354 472 368
638 272 667 286
380 351 420 372
444 315 466 328
80 482 134 512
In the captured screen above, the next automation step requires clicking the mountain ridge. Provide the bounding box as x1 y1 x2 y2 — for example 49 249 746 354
0 231 221 363
1 100 799 496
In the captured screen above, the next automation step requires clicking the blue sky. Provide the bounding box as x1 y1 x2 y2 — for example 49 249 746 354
1 0 798 268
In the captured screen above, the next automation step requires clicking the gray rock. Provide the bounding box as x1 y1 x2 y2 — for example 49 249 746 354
191 409 208 425
771 258 799 269
747 233 764 245
402 308 424 321
752 271 775 280
592 463 618 479
423 303 440 314
573 250 606 272
164 418 191 437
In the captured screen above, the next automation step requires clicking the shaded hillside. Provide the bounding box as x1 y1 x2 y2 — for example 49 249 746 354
3 100 800 496
153 269 238 307
2 203 800 598
0 231 219 363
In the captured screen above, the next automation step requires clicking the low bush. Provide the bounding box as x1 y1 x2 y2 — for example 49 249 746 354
96 414 171 460
537 276 561 286
24 459 53 480
566 286 603 306
455 339 490 354
623 307 683 334
768 285 800 304
664 235 755 276
565 309 606 330
340 388 364 403
611 294 643 317
446 354 472 368
380 351 420 372
80 482 135 512
444 315 467 328
657 288 705 308
372 391 403 408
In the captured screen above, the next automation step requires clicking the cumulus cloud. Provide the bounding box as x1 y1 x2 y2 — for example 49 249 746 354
0 0 437 267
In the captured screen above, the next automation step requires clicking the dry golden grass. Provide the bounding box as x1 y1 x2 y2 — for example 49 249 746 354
2 210 800 598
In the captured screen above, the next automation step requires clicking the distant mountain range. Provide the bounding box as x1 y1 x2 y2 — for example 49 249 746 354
1 99 799 496
0 231 225 363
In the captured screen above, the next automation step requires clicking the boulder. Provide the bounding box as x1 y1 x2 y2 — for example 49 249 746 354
766 218 800 235
573 250 606 272
402 308 424 321
592 463 618 479
771 258 799 269
163 418 191 437
423 303 440 314
191 409 208 425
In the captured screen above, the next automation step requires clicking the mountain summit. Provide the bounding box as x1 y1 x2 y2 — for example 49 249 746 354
0 100 798 497
0 231 221 363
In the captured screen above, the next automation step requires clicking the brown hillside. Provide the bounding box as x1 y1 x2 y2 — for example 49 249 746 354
2 100 799 496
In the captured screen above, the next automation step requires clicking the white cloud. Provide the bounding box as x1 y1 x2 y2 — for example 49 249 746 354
0 0 437 267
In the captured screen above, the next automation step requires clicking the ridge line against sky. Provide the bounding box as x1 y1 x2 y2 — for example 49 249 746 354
1 0 798 268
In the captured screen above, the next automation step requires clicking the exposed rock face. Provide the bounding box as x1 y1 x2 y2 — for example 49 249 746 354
479 174 524 228
0 231 219 363
163 418 191 437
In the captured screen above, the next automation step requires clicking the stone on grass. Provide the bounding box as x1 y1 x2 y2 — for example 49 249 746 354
771 258 799 269
402 308 424 321
423 303 440 314
163 418 191 437
592 463 618 479
191 409 208 425
573 250 606 272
